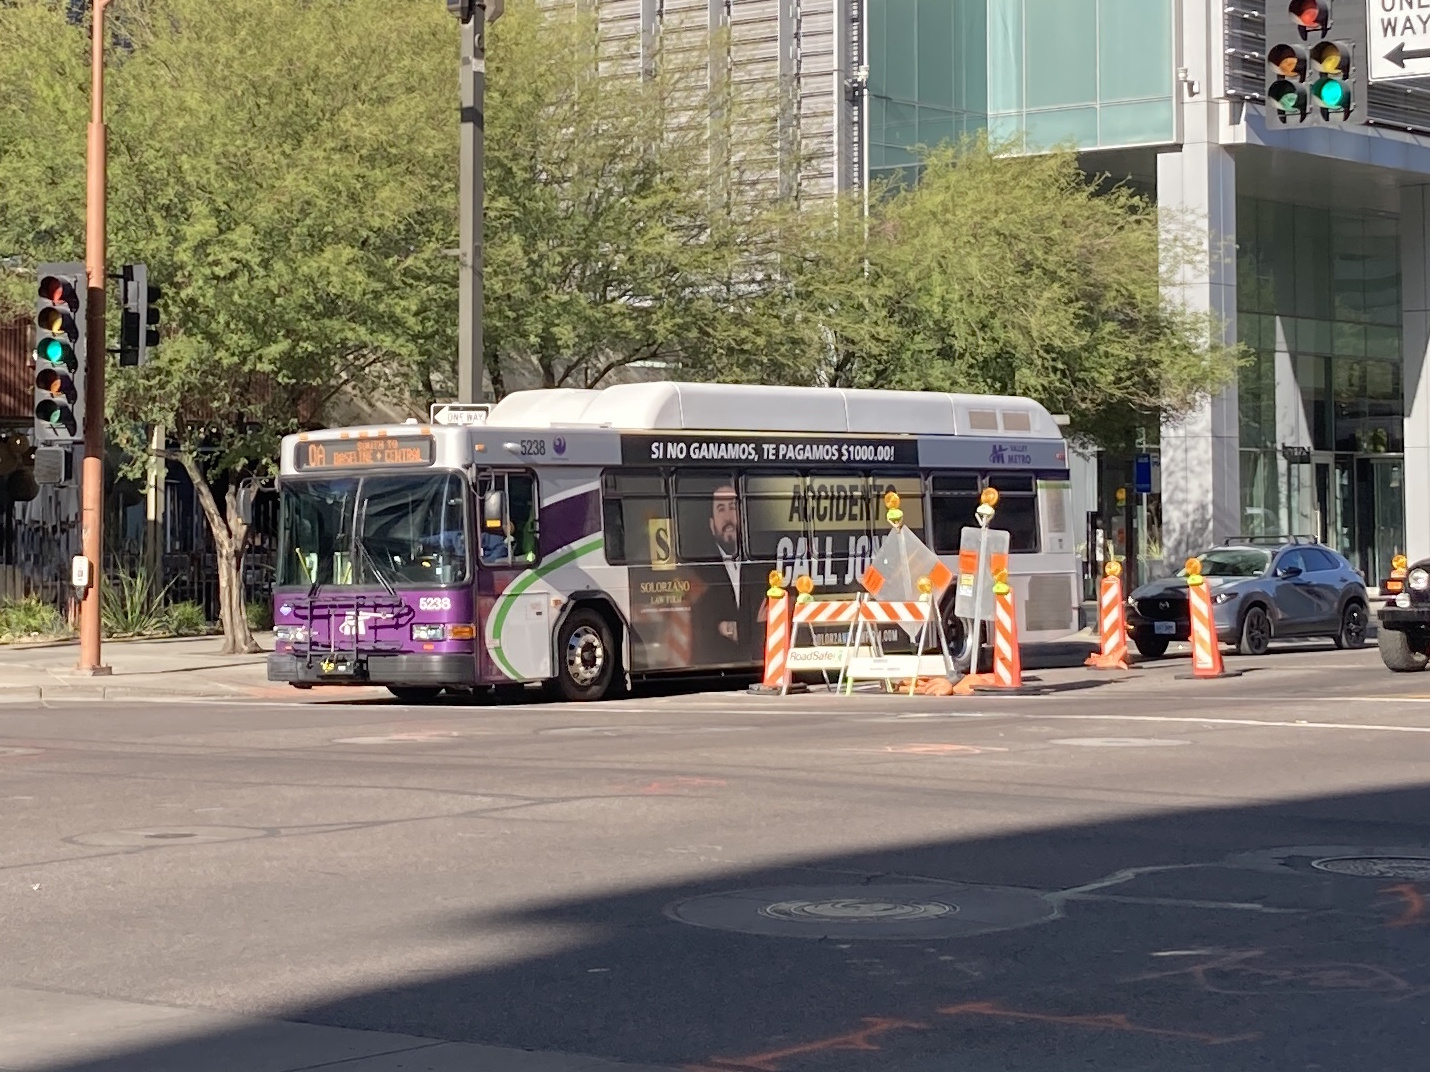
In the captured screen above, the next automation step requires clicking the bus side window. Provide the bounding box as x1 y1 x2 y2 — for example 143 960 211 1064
929 473 981 552
602 472 669 565
987 474 1039 552
478 471 540 566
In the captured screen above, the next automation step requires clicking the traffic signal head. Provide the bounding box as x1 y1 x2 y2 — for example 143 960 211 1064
119 263 161 366
1265 2 1356 126
33 263 87 445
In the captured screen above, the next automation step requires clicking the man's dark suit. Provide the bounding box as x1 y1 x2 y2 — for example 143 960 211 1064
691 561 765 666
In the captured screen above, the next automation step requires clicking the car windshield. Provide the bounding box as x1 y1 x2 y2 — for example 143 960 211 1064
277 472 469 588
1181 548 1271 578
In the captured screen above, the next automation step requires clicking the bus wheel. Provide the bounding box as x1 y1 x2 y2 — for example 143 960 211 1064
387 686 442 703
555 608 619 702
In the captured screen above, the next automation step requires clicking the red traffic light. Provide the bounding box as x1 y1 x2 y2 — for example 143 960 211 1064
38 274 79 308
1289 0 1328 31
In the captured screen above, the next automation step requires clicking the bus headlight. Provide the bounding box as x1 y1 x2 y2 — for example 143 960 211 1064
1410 569 1429 591
274 625 310 643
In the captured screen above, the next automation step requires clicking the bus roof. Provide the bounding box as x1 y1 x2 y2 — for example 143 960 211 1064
484 381 1061 439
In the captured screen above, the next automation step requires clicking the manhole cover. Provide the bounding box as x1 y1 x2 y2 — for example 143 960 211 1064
68 826 267 848
669 882 1056 940
1051 737 1191 748
761 898 955 923
1311 856 1430 880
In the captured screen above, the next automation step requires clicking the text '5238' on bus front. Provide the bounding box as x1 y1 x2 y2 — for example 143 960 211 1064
620 435 918 467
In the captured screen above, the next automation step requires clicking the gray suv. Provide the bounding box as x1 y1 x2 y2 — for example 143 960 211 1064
1125 536 1369 659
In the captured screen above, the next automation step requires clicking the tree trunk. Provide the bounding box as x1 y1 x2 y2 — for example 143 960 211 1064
178 453 260 655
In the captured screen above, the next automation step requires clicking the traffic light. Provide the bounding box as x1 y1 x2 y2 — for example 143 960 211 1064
33 262 87 446
1265 1 1357 126
0 432 39 504
119 262 161 366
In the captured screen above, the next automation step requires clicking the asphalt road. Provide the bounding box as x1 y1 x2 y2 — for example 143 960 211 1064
5 644 1430 1071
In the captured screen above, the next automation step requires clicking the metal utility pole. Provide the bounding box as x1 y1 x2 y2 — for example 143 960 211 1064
456 3 487 404
77 0 111 676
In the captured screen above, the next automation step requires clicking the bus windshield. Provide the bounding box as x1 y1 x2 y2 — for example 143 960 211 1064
277 472 470 588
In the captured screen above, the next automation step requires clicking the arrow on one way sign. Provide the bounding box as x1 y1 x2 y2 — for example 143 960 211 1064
1386 40 1430 69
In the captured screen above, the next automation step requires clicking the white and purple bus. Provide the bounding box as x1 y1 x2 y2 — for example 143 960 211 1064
268 381 1077 701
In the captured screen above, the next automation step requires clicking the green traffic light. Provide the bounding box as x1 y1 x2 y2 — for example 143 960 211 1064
1316 78 1345 108
38 338 64 363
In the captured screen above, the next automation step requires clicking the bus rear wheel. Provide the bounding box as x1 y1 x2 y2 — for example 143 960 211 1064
554 608 620 702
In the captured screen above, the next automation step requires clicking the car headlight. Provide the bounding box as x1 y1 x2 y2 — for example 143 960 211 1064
1410 569 1429 591
1213 590 1239 604
274 625 310 643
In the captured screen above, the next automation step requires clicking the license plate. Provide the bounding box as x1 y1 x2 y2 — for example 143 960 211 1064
1154 621 1176 636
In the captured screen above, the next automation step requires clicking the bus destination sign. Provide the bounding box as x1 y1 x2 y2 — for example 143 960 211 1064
621 434 918 467
295 435 435 471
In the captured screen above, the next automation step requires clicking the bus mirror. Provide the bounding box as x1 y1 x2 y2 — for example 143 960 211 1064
484 489 505 524
235 481 256 526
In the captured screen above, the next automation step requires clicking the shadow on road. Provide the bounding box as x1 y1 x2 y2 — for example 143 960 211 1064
44 781 1430 1071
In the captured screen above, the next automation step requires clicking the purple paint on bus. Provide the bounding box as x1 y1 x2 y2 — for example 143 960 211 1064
272 586 476 658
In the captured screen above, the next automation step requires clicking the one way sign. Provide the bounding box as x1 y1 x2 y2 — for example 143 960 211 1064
1370 2 1430 81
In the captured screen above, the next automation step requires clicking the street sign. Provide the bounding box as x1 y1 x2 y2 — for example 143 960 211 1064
1369 2 1430 81
1134 453 1152 495
430 402 491 426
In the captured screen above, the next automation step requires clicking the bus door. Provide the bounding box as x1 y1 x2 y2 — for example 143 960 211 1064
477 470 552 682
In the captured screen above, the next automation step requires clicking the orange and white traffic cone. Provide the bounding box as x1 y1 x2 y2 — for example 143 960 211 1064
1182 557 1237 679
1085 562 1131 671
749 573 791 695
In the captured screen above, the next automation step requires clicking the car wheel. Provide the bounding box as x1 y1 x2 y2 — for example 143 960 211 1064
1133 636 1169 659
1237 605 1271 656
1378 628 1429 673
554 608 621 702
1334 601 1368 649
387 686 442 703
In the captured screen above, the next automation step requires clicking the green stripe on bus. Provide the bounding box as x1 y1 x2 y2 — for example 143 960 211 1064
489 535 605 680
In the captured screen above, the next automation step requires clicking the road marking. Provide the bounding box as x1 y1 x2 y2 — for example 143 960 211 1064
1042 714 1430 734
1383 883 1426 928
937 1001 1257 1045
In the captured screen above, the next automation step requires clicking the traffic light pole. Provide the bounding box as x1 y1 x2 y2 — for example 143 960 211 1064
456 6 486 405
78 0 111 675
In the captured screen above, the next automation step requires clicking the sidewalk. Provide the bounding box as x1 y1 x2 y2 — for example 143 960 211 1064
0 634 384 704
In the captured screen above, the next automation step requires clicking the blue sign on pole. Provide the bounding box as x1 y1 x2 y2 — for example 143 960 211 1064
1134 453 1153 495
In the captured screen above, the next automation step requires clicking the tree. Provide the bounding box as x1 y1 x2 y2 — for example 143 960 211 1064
481 0 839 394
736 137 1242 450
0 0 460 651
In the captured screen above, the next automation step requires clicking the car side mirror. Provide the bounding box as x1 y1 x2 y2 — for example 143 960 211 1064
1279 565 1302 578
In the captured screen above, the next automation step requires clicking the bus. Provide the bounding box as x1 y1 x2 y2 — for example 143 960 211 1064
268 381 1077 701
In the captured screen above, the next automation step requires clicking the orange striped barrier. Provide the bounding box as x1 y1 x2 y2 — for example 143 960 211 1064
750 574 792 695
1185 557 1228 678
1085 563 1130 671
987 574 1023 688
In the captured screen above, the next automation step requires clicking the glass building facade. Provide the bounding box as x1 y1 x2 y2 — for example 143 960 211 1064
1236 201 1404 579
869 0 1177 183
862 0 1418 585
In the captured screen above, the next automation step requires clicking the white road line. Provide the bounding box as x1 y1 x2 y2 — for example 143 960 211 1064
1042 714 1430 733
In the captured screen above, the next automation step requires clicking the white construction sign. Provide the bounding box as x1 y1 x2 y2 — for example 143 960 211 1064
1370 1 1430 82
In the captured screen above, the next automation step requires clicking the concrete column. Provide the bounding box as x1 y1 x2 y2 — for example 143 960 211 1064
1157 143 1241 561
1402 186 1430 559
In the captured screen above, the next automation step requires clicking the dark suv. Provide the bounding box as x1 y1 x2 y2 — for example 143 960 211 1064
1125 536 1369 659
1378 556 1430 671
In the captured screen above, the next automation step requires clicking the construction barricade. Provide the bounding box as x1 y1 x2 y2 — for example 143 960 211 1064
1177 556 1239 680
839 589 954 696
1085 561 1131 671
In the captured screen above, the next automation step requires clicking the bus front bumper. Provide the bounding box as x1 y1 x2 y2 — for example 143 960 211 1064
268 653 479 687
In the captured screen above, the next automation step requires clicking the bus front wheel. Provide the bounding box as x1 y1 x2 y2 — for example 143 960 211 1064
554 608 620 702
